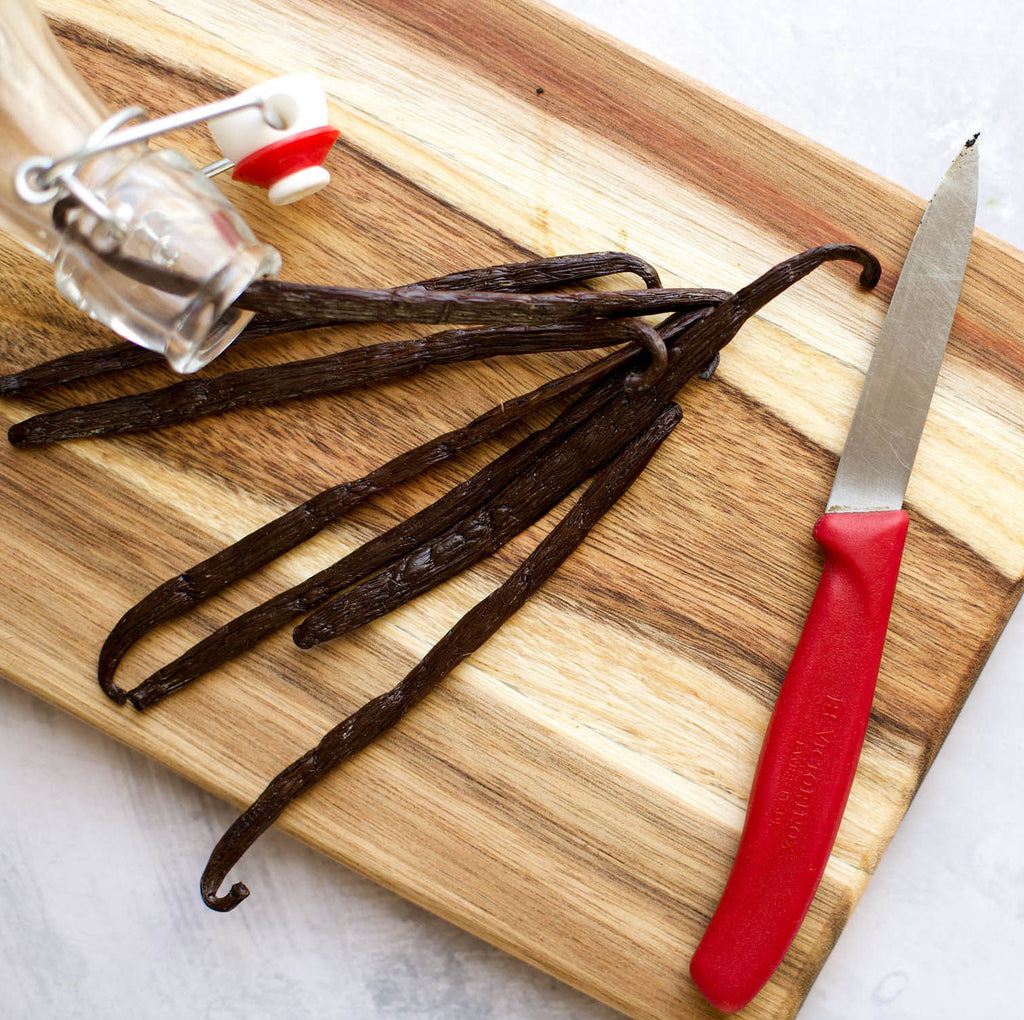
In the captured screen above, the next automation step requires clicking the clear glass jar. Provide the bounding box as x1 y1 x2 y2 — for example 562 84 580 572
0 0 280 371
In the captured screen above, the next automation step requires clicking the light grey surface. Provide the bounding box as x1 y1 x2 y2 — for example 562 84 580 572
2 1 1023 1017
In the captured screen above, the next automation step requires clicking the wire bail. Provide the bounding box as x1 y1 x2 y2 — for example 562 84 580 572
14 73 338 230
13 92 277 237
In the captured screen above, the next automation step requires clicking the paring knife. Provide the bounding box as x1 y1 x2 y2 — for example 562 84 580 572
690 137 979 1013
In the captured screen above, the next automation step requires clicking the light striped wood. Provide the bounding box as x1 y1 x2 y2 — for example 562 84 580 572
3 2 1024 1017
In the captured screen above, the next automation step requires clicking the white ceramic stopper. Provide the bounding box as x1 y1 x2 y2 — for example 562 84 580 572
268 165 331 205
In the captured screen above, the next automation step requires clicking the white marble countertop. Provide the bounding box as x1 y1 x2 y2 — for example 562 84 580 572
2 1 1022 1017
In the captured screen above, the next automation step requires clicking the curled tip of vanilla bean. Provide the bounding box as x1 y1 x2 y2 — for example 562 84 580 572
623 320 668 391
202 877 249 912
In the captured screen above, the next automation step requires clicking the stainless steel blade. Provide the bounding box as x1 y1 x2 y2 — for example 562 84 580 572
827 138 979 513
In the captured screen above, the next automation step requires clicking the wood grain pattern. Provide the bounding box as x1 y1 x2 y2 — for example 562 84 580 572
3 2 1024 1017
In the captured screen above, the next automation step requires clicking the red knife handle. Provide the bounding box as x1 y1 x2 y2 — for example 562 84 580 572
690 508 909 1013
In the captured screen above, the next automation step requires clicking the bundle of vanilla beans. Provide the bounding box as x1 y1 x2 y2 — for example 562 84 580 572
1 244 879 910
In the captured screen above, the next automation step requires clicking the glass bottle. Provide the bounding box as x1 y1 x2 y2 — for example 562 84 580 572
0 0 280 372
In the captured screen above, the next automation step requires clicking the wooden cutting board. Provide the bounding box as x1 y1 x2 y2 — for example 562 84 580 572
3 2 1024 1017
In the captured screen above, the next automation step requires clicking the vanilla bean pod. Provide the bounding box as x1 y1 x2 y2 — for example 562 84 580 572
8 317 672 447
414 251 662 291
200 401 684 911
98 346 640 703
233 279 726 328
125 359 633 709
0 252 662 396
0 343 156 397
